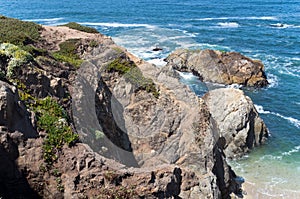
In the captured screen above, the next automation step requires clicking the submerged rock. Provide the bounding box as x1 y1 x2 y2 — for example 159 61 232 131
165 49 269 87
203 88 269 159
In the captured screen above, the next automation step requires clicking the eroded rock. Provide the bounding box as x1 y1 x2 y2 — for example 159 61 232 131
203 88 269 159
165 49 269 87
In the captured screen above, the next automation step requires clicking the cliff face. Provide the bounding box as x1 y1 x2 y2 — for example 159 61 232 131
0 17 268 199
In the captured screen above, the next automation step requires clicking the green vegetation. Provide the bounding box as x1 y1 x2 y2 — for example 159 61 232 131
0 16 42 46
89 40 99 48
107 57 134 74
33 97 79 165
124 68 159 98
52 39 83 68
95 130 105 140
56 177 65 192
0 43 33 78
21 45 48 57
15 80 78 166
61 22 99 33
107 56 159 98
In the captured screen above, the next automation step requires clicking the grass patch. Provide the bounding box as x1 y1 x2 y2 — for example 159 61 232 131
61 22 99 33
52 39 83 68
107 56 159 98
0 16 42 46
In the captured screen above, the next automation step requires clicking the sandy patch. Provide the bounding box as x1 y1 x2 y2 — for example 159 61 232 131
241 181 300 199
40 25 111 51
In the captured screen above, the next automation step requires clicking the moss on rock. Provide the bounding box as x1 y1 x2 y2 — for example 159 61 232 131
107 56 160 98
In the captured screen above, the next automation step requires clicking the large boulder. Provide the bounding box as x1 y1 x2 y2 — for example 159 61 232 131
203 88 269 159
165 49 268 87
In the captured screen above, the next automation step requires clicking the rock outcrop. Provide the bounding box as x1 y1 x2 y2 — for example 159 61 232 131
165 49 268 87
203 88 269 159
71 40 240 198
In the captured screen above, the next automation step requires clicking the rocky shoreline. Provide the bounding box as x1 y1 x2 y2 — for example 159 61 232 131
0 16 269 198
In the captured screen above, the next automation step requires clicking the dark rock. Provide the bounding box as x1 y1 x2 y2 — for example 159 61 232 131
0 81 37 138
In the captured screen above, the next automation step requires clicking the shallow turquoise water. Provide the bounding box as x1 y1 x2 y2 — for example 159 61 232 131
1 0 299 194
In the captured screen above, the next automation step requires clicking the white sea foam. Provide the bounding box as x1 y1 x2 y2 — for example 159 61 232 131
267 73 279 88
148 58 167 67
194 16 277 21
80 22 156 29
25 17 64 22
254 104 271 114
273 112 300 128
217 22 239 28
177 71 197 80
270 23 299 29
254 104 300 128
279 69 300 78
246 16 277 20
226 84 242 89
281 145 300 156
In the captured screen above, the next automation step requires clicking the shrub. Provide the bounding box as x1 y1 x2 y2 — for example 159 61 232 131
61 22 99 33
52 39 83 68
21 45 48 57
0 16 42 46
107 57 134 74
33 97 79 165
89 40 99 48
0 43 33 78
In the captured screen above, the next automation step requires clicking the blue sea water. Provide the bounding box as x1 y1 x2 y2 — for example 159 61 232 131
1 0 300 196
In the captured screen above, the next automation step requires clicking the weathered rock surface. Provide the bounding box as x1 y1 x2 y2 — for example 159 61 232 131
165 49 268 87
203 88 269 159
0 81 37 138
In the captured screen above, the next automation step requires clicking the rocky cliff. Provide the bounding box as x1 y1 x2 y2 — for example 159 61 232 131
0 16 269 199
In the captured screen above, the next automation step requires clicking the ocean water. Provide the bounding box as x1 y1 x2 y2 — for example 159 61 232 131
1 0 300 196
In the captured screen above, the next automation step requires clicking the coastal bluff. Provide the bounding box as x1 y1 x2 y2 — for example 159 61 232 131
0 16 268 198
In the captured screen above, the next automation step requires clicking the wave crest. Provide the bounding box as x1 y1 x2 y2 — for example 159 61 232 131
217 22 239 28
